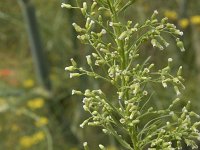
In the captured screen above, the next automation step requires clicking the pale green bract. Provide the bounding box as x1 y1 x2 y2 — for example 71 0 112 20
63 0 200 149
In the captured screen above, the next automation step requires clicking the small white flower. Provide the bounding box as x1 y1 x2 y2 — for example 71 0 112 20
154 10 158 14
144 68 150 73
82 98 86 103
80 124 84 128
72 89 75 95
83 142 88 147
101 29 107 34
162 81 167 88
86 55 92 65
90 20 95 25
168 58 173 62
143 90 148 96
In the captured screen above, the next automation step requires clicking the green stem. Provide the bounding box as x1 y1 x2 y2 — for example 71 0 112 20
109 1 129 104
131 127 139 150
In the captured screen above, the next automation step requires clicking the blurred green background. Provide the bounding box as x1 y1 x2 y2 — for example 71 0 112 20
0 0 200 149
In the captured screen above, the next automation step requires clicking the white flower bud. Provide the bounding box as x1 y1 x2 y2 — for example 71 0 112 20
83 2 87 10
168 58 173 62
143 90 148 96
92 53 98 58
101 29 107 34
91 2 97 11
83 142 88 147
151 39 157 47
175 30 183 36
109 22 113 26
99 144 105 150
83 142 89 149
86 55 92 65
120 118 125 124
61 3 72 9
102 129 108 133
72 23 85 32
177 66 183 76
151 10 158 19
72 89 82 95
162 81 167 88
144 68 150 73
65 66 75 71
70 73 81 78
80 119 89 128
70 58 77 67
176 39 185 52
174 86 181 95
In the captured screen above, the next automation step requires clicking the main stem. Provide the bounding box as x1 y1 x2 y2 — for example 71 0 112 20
131 127 139 150
109 1 139 149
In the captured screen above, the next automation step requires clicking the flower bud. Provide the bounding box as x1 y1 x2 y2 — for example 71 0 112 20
81 2 87 15
72 23 85 32
174 86 181 95
174 30 183 36
99 144 105 150
86 55 92 65
70 58 77 67
83 142 89 150
70 73 81 78
80 119 89 128
162 81 167 88
151 10 158 20
72 89 82 95
120 118 126 124
189 112 200 119
92 53 98 58
177 66 183 76
91 2 97 11
65 66 75 71
161 17 168 24
176 39 185 52
102 129 108 134
61 3 72 9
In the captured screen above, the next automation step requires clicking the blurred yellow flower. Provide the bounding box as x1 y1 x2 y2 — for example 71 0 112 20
23 79 35 88
19 131 45 148
178 18 189 29
27 98 44 109
190 15 200 25
19 136 34 148
164 10 177 20
32 131 45 142
35 117 49 127
11 124 20 132
107 146 118 150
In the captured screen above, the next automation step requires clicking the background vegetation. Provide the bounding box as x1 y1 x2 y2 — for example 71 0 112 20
0 0 200 149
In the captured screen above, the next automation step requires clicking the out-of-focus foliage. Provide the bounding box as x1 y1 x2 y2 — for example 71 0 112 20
0 0 200 149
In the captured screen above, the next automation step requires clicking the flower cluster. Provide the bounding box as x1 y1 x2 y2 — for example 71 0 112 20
19 131 45 148
63 0 200 149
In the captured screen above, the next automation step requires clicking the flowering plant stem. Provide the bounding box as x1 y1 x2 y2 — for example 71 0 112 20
62 0 200 149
